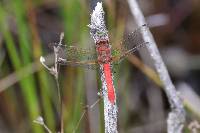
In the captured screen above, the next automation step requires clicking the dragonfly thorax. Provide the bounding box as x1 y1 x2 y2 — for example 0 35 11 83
96 39 112 64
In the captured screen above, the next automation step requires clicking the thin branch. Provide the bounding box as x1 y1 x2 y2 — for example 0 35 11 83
33 116 52 133
73 97 102 133
89 97 102 109
127 0 185 133
73 110 87 133
55 76 64 133
53 33 64 133
40 33 65 133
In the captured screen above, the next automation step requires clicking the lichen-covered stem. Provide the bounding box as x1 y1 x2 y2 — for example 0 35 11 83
89 2 118 133
100 65 118 133
127 0 185 132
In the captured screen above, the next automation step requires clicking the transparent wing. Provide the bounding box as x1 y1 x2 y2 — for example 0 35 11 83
47 24 148 69
48 43 99 69
111 24 148 63
58 58 99 69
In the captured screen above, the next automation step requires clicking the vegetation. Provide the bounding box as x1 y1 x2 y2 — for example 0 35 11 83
0 0 200 133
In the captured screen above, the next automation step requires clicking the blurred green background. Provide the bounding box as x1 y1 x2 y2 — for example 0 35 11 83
0 0 200 133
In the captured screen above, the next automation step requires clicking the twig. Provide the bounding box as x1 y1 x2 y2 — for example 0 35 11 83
88 2 118 133
33 116 52 133
52 33 64 133
73 110 86 133
73 97 102 133
127 0 185 133
55 77 64 133
40 33 64 133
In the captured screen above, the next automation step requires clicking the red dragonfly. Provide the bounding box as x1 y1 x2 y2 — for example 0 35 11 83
49 25 148 104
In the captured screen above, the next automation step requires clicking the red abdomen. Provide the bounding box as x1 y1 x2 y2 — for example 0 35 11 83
103 63 115 104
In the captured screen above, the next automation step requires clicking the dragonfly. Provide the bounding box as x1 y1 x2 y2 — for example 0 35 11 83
49 24 148 104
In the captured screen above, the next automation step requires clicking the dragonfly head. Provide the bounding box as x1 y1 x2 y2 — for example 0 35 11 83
96 39 109 46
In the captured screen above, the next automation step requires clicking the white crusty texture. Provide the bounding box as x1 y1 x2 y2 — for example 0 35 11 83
88 2 109 43
89 2 118 133
100 65 118 133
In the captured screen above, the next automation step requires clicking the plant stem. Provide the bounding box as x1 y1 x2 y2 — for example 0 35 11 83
43 124 52 133
55 77 64 133
127 0 185 132
89 2 118 133
54 44 64 133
